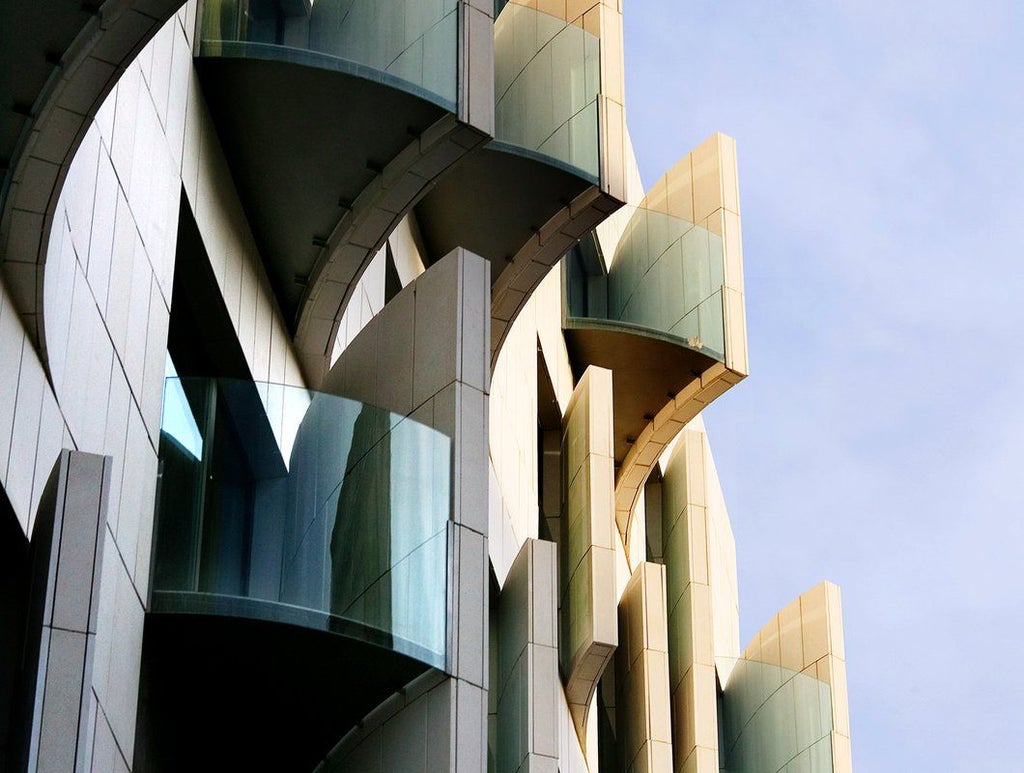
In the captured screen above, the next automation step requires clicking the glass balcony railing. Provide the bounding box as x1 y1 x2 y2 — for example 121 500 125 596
721 658 835 772
564 208 727 362
199 0 460 110
493 3 601 180
152 377 451 669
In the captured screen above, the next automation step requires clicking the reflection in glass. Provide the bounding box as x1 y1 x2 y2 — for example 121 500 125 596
494 4 601 179
152 378 450 668
565 208 727 362
200 0 460 109
162 357 203 460
721 658 834 772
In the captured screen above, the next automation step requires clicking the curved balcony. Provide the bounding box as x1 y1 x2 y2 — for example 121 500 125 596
492 2 601 180
142 376 451 769
565 202 727 360
721 581 852 772
200 0 459 109
192 1 491 385
561 133 748 536
722 658 835 772
414 1 626 364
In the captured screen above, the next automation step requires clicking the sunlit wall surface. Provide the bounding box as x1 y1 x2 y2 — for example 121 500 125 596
200 0 460 109
153 377 451 668
560 367 618 733
493 3 601 179
658 418 741 772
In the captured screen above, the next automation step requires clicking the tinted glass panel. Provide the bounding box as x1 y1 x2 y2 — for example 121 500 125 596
153 377 451 668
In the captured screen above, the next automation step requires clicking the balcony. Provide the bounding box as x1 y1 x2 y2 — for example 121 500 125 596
199 0 460 111
192 1 492 384
564 196 727 361
561 134 748 534
722 658 835 772
492 2 601 181
140 376 451 769
414 1 626 362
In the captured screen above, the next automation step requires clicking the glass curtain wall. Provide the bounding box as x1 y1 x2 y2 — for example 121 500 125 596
721 658 835 772
200 0 460 108
153 377 451 668
565 207 728 362
493 3 601 180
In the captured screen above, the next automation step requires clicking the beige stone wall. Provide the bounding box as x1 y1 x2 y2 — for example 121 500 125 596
494 539 560 773
560 366 618 743
488 267 573 583
616 561 673 771
660 417 741 773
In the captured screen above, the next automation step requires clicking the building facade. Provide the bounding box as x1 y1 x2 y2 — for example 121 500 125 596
0 1 851 771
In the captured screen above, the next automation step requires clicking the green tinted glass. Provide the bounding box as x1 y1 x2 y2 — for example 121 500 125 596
200 0 459 109
565 208 728 362
494 4 601 180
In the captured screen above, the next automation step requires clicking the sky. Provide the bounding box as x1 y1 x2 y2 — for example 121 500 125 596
624 2 1024 770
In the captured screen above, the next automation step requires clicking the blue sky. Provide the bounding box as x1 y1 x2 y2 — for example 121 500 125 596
625 2 1024 769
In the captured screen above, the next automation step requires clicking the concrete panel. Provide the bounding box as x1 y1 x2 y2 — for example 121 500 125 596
661 419 735 772
141 280 171 440
0 290 24 497
456 384 488 536
454 525 487 687
122 240 152 394
87 150 119 312
559 366 617 745
104 191 136 359
50 456 106 634
455 680 486 772
610 561 675 773
425 679 454 771
323 675 455 773
374 285 415 415
31 393 66 533
35 628 88 773
164 23 192 170
42 217 75 388
412 252 461 407
62 130 100 265
101 559 144 762
89 712 118 772
23 451 111 773
497 539 560 772
114 406 153 574
382 693 427 773
8 341 46 519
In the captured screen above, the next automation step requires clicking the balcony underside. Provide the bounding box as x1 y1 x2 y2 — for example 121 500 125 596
417 145 593 269
137 605 431 771
563 326 718 464
416 146 618 360
195 54 450 327
0 2 89 166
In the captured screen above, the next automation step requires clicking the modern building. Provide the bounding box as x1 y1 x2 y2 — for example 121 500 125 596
0 1 851 771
